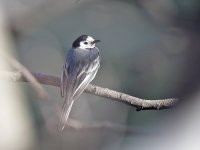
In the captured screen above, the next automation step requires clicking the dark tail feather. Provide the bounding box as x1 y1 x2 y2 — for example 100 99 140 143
58 99 74 131
58 79 75 131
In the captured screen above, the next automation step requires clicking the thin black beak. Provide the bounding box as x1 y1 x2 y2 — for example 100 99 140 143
92 40 101 44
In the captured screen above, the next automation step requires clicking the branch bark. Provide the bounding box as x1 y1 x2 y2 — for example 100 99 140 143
0 71 178 110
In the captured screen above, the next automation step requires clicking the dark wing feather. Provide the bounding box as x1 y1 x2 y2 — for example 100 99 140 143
60 65 67 98
70 47 100 99
72 58 100 100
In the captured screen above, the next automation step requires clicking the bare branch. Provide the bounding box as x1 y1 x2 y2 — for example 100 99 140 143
0 71 178 110
85 85 178 110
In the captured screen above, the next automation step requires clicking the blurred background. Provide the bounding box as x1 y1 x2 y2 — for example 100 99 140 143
0 0 200 149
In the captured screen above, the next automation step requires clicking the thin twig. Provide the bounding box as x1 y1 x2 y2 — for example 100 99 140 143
9 59 48 100
66 119 151 135
5 60 61 117
0 71 178 110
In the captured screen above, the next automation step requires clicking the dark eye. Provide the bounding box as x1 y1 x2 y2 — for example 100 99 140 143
84 42 88 45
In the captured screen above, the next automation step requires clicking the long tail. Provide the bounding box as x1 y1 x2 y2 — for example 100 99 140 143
58 78 75 131
58 99 74 131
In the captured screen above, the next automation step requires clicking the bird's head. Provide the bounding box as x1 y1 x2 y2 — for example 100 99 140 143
72 35 100 49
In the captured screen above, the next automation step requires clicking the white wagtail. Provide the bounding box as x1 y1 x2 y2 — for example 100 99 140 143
59 35 101 130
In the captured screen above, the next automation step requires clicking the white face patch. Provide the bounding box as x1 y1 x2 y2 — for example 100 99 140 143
79 36 96 49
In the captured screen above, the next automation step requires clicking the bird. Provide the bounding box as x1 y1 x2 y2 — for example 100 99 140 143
59 35 101 130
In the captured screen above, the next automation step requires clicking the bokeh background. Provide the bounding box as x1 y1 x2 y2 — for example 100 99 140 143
1 0 200 150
